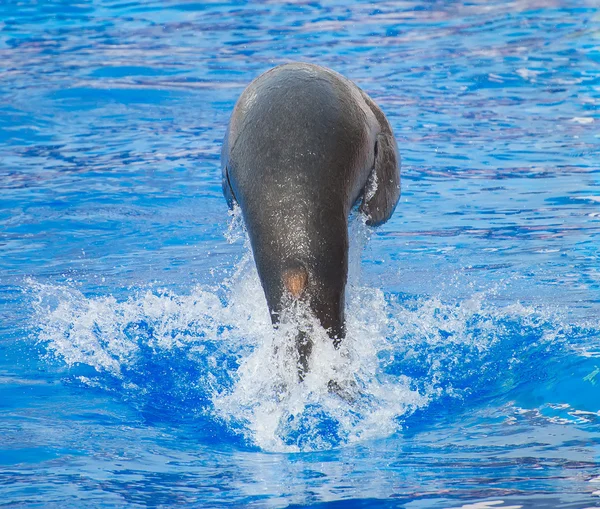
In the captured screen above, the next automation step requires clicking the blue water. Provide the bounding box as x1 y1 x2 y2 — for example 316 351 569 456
1 0 599 507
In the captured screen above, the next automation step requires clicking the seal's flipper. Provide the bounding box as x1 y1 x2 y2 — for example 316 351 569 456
222 164 236 210
360 133 401 227
221 126 237 209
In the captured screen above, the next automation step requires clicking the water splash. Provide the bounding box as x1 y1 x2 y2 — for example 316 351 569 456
27 218 581 452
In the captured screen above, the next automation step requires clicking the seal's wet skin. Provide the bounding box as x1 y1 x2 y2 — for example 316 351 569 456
221 62 401 379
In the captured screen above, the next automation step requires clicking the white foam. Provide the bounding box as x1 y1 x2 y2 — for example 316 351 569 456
27 216 568 453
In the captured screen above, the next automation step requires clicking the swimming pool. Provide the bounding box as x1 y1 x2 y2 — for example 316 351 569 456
1 1 599 507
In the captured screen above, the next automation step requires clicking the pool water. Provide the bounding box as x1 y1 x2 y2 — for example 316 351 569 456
1 1 599 507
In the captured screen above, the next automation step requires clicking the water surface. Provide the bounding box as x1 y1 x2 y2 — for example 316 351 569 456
1 0 599 507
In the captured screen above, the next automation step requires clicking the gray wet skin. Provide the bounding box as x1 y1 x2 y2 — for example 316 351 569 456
222 63 400 377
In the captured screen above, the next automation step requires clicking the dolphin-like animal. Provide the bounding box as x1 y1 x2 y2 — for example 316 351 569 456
221 63 400 378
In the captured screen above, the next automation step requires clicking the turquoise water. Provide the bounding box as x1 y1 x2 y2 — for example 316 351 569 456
1 1 600 507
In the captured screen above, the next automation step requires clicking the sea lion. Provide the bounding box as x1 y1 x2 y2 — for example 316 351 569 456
221 62 400 378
